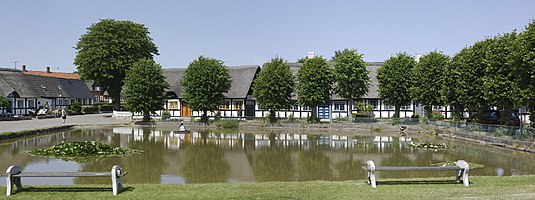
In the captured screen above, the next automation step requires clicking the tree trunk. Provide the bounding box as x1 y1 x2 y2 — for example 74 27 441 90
348 98 353 122
452 104 463 120
425 105 433 119
394 105 400 118
202 110 209 125
311 104 318 123
269 110 276 124
112 93 121 111
143 111 150 122
500 103 513 126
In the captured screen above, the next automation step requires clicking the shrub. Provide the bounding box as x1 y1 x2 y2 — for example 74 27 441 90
333 117 348 123
100 105 114 112
287 113 296 123
307 116 320 124
215 119 240 129
161 111 171 121
411 114 420 118
69 102 82 113
431 110 445 120
81 106 99 114
355 102 373 115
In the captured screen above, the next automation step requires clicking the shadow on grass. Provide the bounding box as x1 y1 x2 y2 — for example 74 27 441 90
375 180 468 186
14 186 134 194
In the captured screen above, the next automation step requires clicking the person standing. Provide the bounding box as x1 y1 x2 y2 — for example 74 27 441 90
61 108 67 125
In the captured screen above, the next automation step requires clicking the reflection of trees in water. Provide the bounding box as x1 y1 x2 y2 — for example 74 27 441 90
252 146 294 182
182 143 230 183
298 150 333 181
334 157 363 181
75 127 166 184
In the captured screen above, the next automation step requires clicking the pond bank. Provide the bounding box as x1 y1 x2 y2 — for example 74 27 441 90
1 176 534 199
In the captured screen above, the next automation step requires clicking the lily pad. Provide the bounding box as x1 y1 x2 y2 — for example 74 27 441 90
26 141 142 161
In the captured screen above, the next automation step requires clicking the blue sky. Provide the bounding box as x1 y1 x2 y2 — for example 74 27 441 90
1 0 534 72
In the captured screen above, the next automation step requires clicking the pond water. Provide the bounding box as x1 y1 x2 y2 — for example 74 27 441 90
1 126 535 185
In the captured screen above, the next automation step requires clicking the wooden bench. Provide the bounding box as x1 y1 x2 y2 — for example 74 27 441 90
6 165 127 196
362 160 469 188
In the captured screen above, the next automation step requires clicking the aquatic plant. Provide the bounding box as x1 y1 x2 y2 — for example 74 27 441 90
26 141 141 159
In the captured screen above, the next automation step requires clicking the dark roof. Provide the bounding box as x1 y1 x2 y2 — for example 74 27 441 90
25 74 69 98
163 65 260 99
363 62 383 99
0 68 39 98
59 78 94 99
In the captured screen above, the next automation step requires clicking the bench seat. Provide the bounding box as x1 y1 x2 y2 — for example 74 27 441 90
362 160 469 188
6 165 126 196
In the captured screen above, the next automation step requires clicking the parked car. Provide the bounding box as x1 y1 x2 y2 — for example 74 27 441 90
469 110 520 126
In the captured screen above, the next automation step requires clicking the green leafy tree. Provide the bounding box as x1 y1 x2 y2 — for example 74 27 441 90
253 57 295 123
482 33 519 123
74 19 159 109
0 96 9 108
513 20 535 124
181 56 232 124
297 56 334 122
377 53 415 118
410 51 450 118
331 49 370 122
121 59 169 121
443 48 472 120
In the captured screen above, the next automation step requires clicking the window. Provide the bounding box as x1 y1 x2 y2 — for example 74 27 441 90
234 101 243 110
401 104 411 110
292 105 299 110
334 102 345 111
383 103 394 110
28 100 35 108
58 99 63 106
220 101 231 110
303 106 311 111
433 105 443 110
168 101 179 110
17 100 24 108
367 100 378 110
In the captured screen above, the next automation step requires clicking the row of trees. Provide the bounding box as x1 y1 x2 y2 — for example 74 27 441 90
73 18 535 125
254 49 370 123
377 20 535 124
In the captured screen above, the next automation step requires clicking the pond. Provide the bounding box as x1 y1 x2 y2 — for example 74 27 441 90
1 126 535 185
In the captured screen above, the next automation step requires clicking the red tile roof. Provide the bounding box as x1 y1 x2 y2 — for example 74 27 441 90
23 70 80 79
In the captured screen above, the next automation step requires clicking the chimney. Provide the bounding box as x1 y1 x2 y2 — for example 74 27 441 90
307 51 315 59
415 52 423 63
46 67 51 73
22 65 26 72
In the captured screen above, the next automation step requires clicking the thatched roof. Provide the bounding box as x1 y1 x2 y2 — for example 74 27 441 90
163 65 260 99
59 78 94 99
0 68 39 98
25 74 69 98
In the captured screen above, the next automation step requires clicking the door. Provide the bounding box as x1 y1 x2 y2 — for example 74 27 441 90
318 105 330 119
245 100 255 119
181 100 191 117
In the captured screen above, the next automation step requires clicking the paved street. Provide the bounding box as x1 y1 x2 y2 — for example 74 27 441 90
0 113 130 133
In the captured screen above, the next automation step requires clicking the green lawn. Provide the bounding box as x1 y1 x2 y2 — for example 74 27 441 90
1 176 535 200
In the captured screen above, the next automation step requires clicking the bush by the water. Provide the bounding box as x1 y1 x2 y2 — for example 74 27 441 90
215 120 240 129
26 141 141 159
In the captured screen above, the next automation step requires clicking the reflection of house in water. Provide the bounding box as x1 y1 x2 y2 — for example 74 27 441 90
373 136 414 151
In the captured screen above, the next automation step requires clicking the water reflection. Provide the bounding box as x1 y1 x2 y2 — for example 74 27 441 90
2 126 535 185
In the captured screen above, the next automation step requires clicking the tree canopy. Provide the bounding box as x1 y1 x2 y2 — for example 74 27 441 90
0 96 9 108
74 19 159 108
410 51 450 118
377 52 415 118
253 57 295 123
331 49 370 121
181 56 232 124
121 59 169 121
297 56 333 122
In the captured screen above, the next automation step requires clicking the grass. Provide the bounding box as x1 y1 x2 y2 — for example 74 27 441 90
1 176 535 199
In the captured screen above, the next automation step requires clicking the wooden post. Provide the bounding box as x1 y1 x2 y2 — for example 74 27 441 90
365 160 377 188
